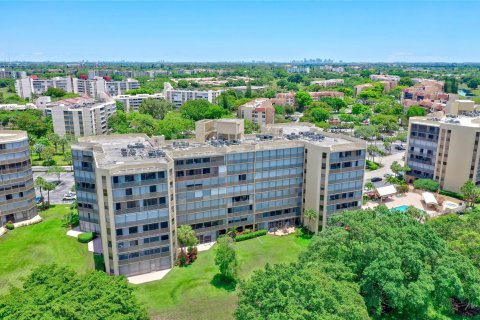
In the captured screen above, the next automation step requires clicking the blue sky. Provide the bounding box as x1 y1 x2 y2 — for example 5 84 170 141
0 1 479 62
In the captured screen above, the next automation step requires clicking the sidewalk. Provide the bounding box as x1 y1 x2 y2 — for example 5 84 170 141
32 166 72 172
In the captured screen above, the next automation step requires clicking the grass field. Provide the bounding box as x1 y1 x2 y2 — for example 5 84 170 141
0 205 93 294
31 154 71 166
135 233 312 320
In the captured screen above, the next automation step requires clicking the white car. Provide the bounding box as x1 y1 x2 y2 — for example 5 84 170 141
63 192 76 201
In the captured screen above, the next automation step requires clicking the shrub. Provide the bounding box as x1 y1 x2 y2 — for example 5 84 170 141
396 184 409 194
366 160 379 170
235 229 267 242
6 222 15 230
243 228 251 234
413 179 439 192
77 232 96 243
439 190 464 200
42 159 56 166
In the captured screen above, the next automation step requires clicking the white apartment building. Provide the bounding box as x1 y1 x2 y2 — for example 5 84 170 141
238 98 275 126
115 93 164 112
287 66 311 74
370 74 401 82
15 76 74 99
0 68 26 79
311 79 345 87
106 78 140 96
50 99 116 137
163 82 222 108
73 77 140 99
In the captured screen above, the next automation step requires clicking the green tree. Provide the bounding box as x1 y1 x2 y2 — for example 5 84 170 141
44 87 67 98
299 208 480 318
399 77 414 87
205 105 226 119
243 119 259 134
47 133 60 154
180 99 213 121
115 100 125 112
406 105 427 118
367 144 381 162
43 181 55 207
390 161 403 177
295 90 312 108
139 98 174 120
276 79 288 88
34 176 46 206
177 79 189 88
33 143 46 160
0 264 148 319
461 180 480 207
177 225 198 256
354 126 379 142
364 181 375 191
413 178 439 192
310 107 330 122
351 103 372 116
235 263 369 320
48 165 66 183
320 96 347 112
214 236 238 282
304 208 318 234
245 82 252 98
467 79 479 89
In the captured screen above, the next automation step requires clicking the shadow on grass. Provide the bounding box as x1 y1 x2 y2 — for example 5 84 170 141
210 273 237 292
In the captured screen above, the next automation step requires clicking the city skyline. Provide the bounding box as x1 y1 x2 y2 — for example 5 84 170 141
1 1 479 63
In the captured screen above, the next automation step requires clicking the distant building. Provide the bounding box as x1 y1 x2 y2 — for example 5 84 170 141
0 130 37 225
163 82 223 108
401 79 449 111
15 76 74 99
309 91 345 101
0 103 36 111
272 93 296 106
105 78 140 96
48 97 116 137
354 84 374 96
369 74 401 82
287 66 310 74
311 79 344 87
114 93 165 112
195 119 244 143
238 98 275 126
0 68 26 79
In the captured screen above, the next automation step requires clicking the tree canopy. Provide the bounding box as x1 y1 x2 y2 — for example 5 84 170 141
138 98 174 120
0 264 148 320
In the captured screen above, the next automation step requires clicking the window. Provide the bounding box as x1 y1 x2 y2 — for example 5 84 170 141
238 174 246 181
113 176 119 184
115 203 121 210
125 175 135 182
161 234 169 241
129 226 138 234
160 221 168 229
125 188 133 196
141 172 156 181
127 201 137 208
203 168 211 174
116 229 123 236
150 185 157 193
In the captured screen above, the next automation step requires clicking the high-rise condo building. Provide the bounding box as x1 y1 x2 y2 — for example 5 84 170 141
406 114 480 192
15 76 74 99
114 93 165 112
72 121 366 277
163 83 222 108
0 131 37 225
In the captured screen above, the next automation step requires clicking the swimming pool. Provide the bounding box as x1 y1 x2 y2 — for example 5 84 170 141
391 205 410 212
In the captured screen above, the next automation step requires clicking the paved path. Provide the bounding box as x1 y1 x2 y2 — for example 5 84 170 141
364 151 405 182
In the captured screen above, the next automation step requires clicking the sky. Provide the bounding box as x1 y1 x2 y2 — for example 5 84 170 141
0 1 479 63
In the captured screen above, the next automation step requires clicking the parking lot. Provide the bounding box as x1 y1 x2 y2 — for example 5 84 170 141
33 171 75 204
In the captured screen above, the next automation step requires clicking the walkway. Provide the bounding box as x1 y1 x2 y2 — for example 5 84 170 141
128 269 172 285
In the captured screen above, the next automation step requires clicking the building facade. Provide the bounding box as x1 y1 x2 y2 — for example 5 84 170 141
163 83 222 108
406 115 480 192
0 131 37 225
50 100 116 137
15 76 74 99
237 98 275 126
114 93 165 112
72 122 366 277
0 68 26 79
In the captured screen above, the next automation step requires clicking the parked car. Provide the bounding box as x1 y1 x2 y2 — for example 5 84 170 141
395 144 406 151
35 196 44 204
63 192 76 201
371 177 382 182
384 173 394 179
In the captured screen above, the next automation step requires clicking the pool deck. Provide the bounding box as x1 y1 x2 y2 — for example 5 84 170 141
363 192 439 217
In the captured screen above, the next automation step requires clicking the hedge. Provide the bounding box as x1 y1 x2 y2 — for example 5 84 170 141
439 190 480 203
413 179 439 192
5 223 15 230
78 232 96 243
235 229 267 242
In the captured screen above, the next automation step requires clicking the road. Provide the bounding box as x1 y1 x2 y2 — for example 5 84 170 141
32 165 72 172
33 171 75 204
364 151 405 182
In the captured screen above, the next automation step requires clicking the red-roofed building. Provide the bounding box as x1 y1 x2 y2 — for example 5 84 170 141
238 98 275 126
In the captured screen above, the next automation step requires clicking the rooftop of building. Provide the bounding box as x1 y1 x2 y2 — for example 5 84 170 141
74 122 365 170
410 114 480 128
0 130 28 142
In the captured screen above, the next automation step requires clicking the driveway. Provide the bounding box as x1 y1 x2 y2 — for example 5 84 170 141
33 171 75 204
364 151 405 182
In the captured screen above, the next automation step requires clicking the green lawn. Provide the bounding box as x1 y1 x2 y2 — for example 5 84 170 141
135 234 312 320
31 154 71 166
0 205 93 294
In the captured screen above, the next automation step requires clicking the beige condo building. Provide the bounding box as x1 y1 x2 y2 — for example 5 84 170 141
72 121 366 276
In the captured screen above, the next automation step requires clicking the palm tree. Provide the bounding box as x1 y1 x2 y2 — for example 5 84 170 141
34 176 46 206
304 209 318 235
227 227 237 238
364 182 375 191
177 225 198 255
43 182 55 207
33 143 45 160
47 165 66 183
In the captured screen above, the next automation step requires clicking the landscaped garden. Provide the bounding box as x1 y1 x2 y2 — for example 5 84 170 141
135 233 312 320
0 205 93 294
